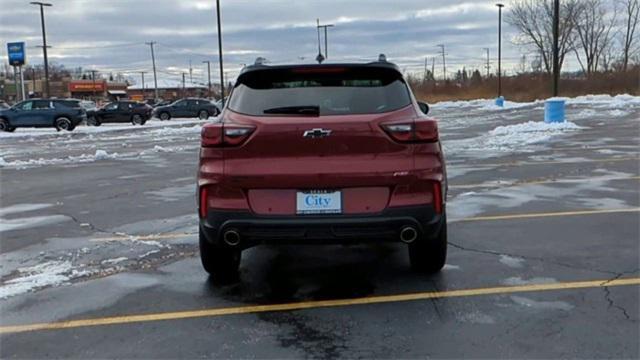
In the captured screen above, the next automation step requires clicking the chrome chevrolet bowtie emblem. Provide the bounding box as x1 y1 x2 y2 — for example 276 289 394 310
303 128 332 138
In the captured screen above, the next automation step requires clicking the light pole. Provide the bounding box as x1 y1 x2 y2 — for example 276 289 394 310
140 71 147 99
496 3 504 97
30 2 51 98
552 0 560 96
215 0 225 105
203 60 212 99
315 19 325 64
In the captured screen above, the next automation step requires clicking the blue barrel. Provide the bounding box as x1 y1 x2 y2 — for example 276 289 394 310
495 96 504 107
544 99 566 123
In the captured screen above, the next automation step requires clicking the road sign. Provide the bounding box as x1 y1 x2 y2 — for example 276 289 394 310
7 42 26 66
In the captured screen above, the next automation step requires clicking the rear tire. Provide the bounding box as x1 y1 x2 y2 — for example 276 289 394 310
159 112 171 121
131 114 143 125
88 117 101 126
199 229 241 280
409 215 447 273
198 110 209 120
55 117 73 131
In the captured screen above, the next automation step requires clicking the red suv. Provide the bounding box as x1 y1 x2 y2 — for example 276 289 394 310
197 59 447 278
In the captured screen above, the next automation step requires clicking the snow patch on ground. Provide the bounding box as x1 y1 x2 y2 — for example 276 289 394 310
0 261 91 299
499 255 525 268
510 296 574 311
502 277 557 286
0 150 119 169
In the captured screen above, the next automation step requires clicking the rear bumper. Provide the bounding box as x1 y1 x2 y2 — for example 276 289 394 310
200 205 444 249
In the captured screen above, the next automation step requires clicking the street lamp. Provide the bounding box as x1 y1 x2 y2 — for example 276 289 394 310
30 2 52 98
317 21 334 60
215 0 225 105
496 3 504 98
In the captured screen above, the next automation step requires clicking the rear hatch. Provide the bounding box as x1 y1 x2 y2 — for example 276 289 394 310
222 65 419 215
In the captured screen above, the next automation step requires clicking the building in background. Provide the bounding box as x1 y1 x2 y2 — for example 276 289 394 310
127 79 213 102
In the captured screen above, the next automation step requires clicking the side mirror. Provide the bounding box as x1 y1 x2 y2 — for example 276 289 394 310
418 101 429 115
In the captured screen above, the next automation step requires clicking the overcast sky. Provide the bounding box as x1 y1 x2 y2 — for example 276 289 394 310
0 0 572 84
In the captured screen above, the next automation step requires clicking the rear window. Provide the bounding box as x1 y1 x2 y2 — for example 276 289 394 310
228 66 411 116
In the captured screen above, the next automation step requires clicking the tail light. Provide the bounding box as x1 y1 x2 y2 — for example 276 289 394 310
199 186 208 218
201 123 255 147
382 119 438 143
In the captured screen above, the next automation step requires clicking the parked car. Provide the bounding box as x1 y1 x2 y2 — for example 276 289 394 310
88 101 153 126
197 59 447 278
153 98 220 120
0 99 86 132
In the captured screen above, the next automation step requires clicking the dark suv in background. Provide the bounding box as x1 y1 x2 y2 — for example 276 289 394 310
88 101 153 126
153 98 220 120
0 99 86 132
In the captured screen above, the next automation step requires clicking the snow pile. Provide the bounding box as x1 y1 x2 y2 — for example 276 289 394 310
431 94 639 111
0 150 119 169
563 94 640 108
433 98 541 110
0 260 91 299
446 120 584 155
608 109 630 117
485 121 583 149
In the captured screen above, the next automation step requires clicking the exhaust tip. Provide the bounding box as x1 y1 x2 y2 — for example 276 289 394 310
400 226 418 244
223 229 241 246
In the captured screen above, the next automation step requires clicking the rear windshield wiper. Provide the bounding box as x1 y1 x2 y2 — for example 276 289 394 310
263 105 319 116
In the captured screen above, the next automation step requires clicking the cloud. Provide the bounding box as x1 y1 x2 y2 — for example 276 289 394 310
0 0 539 80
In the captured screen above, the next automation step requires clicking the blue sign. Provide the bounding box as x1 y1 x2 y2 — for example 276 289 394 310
7 42 26 66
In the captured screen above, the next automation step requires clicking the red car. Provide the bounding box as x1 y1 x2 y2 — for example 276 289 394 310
197 58 447 278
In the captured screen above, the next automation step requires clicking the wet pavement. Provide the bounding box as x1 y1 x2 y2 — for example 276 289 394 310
1 99 639 358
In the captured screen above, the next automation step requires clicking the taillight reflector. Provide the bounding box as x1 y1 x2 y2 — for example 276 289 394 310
432 182 442 214
199 187 208 218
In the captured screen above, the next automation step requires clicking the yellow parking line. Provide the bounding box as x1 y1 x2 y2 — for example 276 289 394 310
1 277 638 335
456 207 640 222
449 176 640 189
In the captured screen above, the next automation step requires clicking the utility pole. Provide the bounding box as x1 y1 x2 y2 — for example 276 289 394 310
431 57 435 80
437 44 446 81
140 71 147 98
215 0 225 104
90 70 98 101
317 21 334 60
496 3 505 97
552 0 560 96
145 41 159 101
483 48 491 78
30 2 52 98
182 72 186 97
189 59 193 83
202 60 212 98
423 57 428 81
32 68 36 96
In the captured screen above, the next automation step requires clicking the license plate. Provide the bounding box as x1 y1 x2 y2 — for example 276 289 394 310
296 190 342 214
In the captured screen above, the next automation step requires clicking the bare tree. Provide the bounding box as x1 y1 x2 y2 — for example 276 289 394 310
507 0 583 74
620 0 640 71
573 0 617 76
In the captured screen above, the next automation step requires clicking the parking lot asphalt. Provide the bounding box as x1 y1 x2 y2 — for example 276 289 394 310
1 100 639 358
